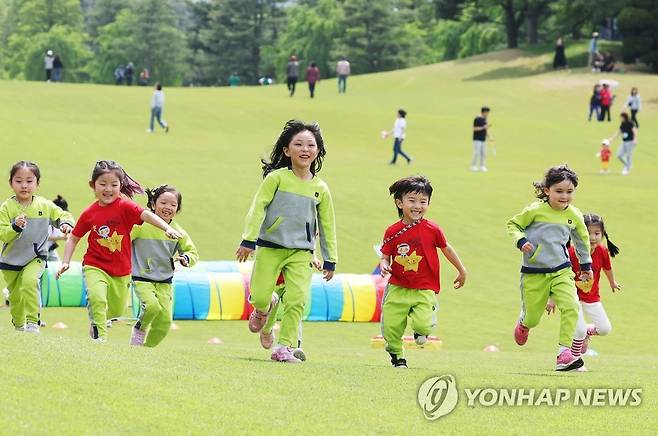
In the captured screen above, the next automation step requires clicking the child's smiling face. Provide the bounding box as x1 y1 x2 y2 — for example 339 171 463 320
283 130 319 173
92 171 121 206
543 179 575 210
10 167 39 202
152 191 179 223
395 191 429 223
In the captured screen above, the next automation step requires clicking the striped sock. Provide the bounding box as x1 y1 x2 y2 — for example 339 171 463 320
571 338 585 358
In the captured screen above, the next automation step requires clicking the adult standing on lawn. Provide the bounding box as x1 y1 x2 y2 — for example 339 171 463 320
471 106 492 172
336 56 351 93
306 62 320 99
286 55 299 97
608 112 638 176
44 50 54 81
553 37 567 70
599 83 613 122
588 32 599 69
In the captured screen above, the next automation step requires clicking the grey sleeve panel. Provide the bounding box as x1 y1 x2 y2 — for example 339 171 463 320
0 218 50 266
258 190 318 250
131 239 179 281
523 222 572 270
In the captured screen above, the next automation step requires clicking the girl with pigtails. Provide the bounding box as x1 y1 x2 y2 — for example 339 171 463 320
56 161 181 342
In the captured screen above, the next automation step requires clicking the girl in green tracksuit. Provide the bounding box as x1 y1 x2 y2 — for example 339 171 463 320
0 161 75 332
236 119 338 363
130 185 198 347
507 165 593 371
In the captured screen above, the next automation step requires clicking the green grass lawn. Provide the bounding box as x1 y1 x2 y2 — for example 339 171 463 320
1 46 657 433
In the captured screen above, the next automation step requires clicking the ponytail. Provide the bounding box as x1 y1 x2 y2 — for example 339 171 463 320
604 231 620 257
120 171 144 198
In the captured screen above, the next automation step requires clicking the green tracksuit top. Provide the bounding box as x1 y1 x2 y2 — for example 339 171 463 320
0 195 75 270
507 201 591 273
240 168 338 270
131 220 198 283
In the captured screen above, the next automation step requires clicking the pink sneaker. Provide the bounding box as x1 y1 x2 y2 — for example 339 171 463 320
248 294 278 333
270 346 302 363
260 330 274 349
556 348 584 371
130 327 146 346
514 322 530 345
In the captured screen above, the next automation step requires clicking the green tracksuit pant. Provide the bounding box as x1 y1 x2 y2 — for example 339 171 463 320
262 283 305 348
381 284 437 359
84 266 131 340
250 247 312 348
133 281 173 347
519 267 579 347
2 258 45 327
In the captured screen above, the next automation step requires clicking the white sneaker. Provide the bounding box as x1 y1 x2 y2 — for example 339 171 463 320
15 325 25 332
480 166 488 172
622 168 629 176
91 337 107 343
414 333 427 345
470 166 480 172
25 322 40 333
106 319 113 329
146 129 153 133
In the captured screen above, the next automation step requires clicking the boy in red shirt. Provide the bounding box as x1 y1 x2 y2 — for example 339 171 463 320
379 176 467 368
598 138 612 174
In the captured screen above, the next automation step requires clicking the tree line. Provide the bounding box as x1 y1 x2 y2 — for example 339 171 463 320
0 0 654 86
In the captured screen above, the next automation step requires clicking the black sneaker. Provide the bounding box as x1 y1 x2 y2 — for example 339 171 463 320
389 353 408 368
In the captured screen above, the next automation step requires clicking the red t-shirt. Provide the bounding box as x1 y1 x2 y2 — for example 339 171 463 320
72 197 144 277
381 219 447 293
569 244 611 303
600 147 611 162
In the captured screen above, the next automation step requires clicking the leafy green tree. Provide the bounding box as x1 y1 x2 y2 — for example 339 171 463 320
4 0 91 81
338 0 411 74
619 1 658 72
90 0 187 84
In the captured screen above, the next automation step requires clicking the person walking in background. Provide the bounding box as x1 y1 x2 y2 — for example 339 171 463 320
625 87 641 128
125 62 134 86
608 112 638 176
44 50 54 81
286 55 299 96
386 109 412 165
588 85 601 121
588 32 599 69
52 54 64 82
553 37 567 70
471 106 492 172
228 72 241 87
114 64 125 85
306 62 320 98
336 56 351 93
148 83 169 133
598 83 613 122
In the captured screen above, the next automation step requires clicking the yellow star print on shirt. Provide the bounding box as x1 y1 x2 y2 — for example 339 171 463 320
394 250 423 272
97 231 124 253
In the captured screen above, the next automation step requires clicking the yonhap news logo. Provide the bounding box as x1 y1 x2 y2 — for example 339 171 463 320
418 375 642 420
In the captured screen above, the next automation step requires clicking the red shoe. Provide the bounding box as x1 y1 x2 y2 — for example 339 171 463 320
514 322 530 345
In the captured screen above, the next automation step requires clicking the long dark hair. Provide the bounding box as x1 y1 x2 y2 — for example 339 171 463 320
146 184 182 212
584 213 620 257
90 160 143 198
533 164 578 201
261 120 326 178
10 161 40 183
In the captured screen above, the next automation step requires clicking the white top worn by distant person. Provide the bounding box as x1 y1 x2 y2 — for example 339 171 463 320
44 54 54 69
336 59 351 76
626 94 641 111
151 90 165 108
393 117 407 139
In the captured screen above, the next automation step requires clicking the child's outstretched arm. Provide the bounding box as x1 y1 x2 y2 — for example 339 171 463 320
602 268 622 292
440 244 467 289
141 210 181 240
56 235 81 279
379 254 392 277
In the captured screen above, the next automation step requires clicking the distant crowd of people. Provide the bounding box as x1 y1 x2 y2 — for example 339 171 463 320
115 62 151 86
284 55 351 98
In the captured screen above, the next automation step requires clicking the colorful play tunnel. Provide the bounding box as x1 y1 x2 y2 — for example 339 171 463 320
39 261 388 322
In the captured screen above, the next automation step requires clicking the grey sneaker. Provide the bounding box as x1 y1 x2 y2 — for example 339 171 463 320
25 322 40 333
292 348 307 362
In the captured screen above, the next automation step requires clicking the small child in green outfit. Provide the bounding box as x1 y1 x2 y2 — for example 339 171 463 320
379 176 467 368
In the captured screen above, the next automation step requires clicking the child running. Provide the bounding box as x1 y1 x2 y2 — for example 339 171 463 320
236 119 337 363
0 161 75 333
507 165 593 371
130 185 198 347
379 176 467 368
597 139 612 174
547 213 621 356
56 161 181 342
